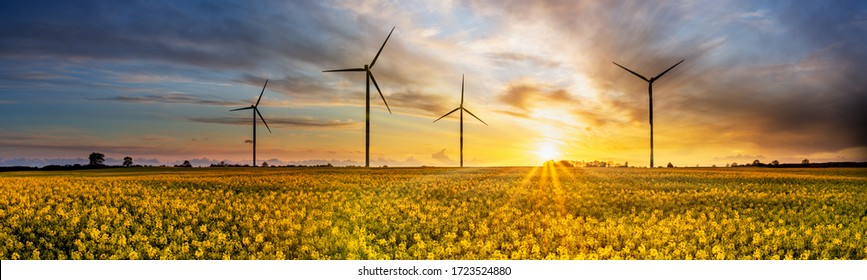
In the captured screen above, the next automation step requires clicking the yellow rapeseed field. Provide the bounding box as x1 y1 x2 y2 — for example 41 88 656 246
1 166 865 260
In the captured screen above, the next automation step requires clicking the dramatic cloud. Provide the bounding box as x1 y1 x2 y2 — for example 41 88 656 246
479 0 867 158
0 1 351 70
1 0 865 166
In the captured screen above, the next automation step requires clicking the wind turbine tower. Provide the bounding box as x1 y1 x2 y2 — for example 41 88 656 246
434 74 488 167
230 79 272 167
613 59 684 168
323 27 395 167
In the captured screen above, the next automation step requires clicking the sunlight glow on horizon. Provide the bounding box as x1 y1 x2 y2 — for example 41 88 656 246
535 142 561 163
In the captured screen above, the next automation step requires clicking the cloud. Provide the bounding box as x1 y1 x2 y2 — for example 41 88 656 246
0 157 87 167
495 109 530 119
237 74 334 102
497 80 578 112
713 154 767 163
386 90 450 115
732 9 782 33
480 0 867 157
0 156 362 167
0 140 171 155
99 93 236 106
169 157 231 167
0 1 351 70
0 71 72 81
260 158 363 167
2 0 866 165
0 128 231 161
115 73 193 84
404 156 422 165
487 51 561 68
432 148 455 165
738 9 768 19
189 116 360 128
0 157 160 167
252 157 424 167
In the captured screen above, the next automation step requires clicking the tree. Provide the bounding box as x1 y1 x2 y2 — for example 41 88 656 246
88 152 105 166
752 159 761 166
261 162 269 167
771 160 779 166
181 160 192 168
802 159 810 165
123 156 133 167
731 162 738 167
667 162 674 168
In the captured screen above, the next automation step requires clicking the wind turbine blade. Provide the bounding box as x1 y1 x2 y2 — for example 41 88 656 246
463 108 488 126
369 26 395 68
369 72 391 114
653 59 685 80
461 74 465 106
613 61 649 82
255 79 268 107
256 109 272 133
433 107 460 122
323 68 366 72
230 106 253 111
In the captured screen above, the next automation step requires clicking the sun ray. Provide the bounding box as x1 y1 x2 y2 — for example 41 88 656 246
547 162 566 215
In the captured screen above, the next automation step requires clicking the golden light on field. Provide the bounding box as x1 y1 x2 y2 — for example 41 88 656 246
2 167 866 260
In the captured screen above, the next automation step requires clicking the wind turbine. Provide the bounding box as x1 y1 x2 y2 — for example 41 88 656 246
613 59 684 168
230 79 272 167
434 74 488 167
323 26 395 168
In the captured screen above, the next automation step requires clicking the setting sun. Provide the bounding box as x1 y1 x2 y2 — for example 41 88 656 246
536 142 561 162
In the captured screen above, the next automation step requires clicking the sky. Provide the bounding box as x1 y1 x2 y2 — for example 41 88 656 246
1 0 866 167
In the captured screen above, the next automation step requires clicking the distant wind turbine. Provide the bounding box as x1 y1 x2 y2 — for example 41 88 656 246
613 59 684 168
323 26 395 168
434 74 488 167
230 79 272 167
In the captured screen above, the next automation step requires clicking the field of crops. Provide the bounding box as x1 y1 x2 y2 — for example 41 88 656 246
1 166 865 260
